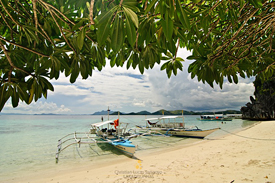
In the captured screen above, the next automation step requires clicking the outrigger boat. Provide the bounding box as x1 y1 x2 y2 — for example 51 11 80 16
136 116 220 139
56 113 165 163
197 114 233 121
90 120 137 156
56 118 140 163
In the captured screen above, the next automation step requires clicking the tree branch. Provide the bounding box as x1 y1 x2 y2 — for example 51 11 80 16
0 36 50 57
119 0 124 7
0 42 34 77
16 0 32 18
89 0 95 25
33 0 38 48
37 0 75 25
0 11 15 35
0 0 21 27
41 2 76 53
37 23 55 46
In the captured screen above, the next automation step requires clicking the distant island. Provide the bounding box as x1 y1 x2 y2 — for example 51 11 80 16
1 109 241 116
92 109 241 115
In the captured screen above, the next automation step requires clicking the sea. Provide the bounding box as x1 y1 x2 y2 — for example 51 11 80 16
0 114 259 182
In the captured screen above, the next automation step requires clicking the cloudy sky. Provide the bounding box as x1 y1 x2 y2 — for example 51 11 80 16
2 49 255 114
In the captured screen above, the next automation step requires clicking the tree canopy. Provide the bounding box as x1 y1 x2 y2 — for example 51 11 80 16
0 0 274 111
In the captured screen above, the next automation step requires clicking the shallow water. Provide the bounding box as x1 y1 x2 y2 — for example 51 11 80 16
0 114 258 181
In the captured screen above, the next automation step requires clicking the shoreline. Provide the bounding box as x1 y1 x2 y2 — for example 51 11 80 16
4 120 275 183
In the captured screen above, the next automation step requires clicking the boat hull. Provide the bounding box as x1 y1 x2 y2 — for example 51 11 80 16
111 140 136 156
163 128 220 138
197 118 233 121
146 127 220 138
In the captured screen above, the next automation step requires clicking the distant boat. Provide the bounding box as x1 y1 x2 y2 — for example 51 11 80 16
227 114 242 119
135 116 220 139
197 114 233 121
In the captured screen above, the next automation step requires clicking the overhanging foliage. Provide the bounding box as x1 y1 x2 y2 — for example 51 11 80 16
0 0 274 111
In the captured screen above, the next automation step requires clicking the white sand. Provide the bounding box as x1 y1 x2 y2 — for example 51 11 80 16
7 121 275 183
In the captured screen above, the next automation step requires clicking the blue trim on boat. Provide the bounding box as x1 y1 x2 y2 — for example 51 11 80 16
112 140 135 148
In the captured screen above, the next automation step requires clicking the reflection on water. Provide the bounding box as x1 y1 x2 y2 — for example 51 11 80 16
96 142 125 155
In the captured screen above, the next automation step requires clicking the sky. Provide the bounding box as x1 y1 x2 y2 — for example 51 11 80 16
2 48 255 114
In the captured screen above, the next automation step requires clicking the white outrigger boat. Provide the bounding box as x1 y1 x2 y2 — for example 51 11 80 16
56 109 166 163
197 114 233 121
90 120 137 156
137 116 220 139
56 118 140 163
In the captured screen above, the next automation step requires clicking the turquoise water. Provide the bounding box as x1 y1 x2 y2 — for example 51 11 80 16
0 114 257 182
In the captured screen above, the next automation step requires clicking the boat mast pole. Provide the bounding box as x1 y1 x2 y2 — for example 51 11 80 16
107 107 110 131
107 106 110 120
182 110 185 127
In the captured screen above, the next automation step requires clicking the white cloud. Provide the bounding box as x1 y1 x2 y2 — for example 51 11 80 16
2 101 71 114
2 48 255 114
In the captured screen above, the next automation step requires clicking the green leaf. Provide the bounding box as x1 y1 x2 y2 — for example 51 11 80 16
239 71 245 78
72 19 86 31
77 27 86 50
166 63 172 78
144 0 158 14
125 13 136 47
139 61 144 74
249 0 263 8
233 74 238 84
191 0 200 3
175 57 184 62
111 16 124 52
227 75 232 83
28 86 35 104
116 52 124 66
161 56 171 61
97 6 118 45
0 85 10 111
167 41 176 55
110 56 116 67
39 77 54 91
127 58 133 69
173 64 177 75
175 59 183 71
123 7 139 28
132 53 139 69
176 0 190 30
161 61 169 70
70 63 79 83
43 20 52 35
122 0 138 8
34 84 42 101
161 13 173 40
159 0 167 16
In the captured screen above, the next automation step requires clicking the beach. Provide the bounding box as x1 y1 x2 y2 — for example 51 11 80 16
6 120 274 183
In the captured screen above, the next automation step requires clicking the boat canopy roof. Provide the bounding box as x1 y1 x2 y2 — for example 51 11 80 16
145 116 183 121
91 120 129 127
160 116 183 119
201 114 223 117
145 118 159 121
91 120 114 127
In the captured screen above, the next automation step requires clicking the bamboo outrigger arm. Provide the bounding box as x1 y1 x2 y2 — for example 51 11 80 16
56 132 95 163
